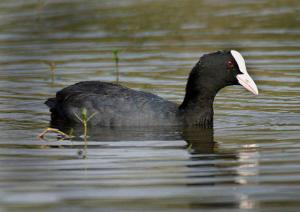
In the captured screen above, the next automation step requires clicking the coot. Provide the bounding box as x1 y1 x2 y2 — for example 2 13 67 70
46 50 258 128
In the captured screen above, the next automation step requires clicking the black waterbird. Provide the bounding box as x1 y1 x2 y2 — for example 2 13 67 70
46 50 258 128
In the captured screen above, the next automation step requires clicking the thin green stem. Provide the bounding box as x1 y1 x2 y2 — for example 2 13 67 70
73 108 97 159
112 49 119 84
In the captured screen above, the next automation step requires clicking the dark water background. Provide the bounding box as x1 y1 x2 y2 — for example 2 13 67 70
0 0 299 211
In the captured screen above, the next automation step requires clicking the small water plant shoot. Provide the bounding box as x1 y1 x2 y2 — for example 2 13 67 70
112 49 119 84
73 108 97 158
43 60 56 83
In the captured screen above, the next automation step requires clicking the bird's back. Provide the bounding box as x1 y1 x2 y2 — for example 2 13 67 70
46 81 180 127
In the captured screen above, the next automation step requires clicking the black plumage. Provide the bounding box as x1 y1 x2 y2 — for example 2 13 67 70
46 50 254 128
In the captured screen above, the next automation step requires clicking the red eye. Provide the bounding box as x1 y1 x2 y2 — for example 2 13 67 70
226 60 234 70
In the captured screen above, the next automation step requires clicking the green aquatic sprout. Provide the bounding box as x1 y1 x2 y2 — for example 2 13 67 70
112 49 120 84
43 61 56 83
74 108 97 158
186 142 193 152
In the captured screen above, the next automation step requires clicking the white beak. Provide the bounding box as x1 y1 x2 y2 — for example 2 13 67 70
236 73 259 95
231 50 259 95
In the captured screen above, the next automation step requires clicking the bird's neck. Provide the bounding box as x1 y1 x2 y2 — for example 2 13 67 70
178 66 217 128
179 92 215 128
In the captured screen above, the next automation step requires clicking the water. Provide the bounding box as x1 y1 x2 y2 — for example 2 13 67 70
0 0 300 211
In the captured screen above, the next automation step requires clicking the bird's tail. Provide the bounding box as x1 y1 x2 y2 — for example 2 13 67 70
45 97 57 109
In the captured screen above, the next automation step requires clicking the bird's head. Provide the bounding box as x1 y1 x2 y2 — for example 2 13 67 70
192 50 258 95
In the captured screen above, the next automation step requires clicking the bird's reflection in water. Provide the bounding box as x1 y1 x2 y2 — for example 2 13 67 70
52 123 216 154
181 128 242 209
182 127 215 154
51 124 251 209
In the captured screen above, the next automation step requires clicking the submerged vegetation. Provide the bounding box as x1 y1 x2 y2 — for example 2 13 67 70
38 127 72 140
38 108 97 159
